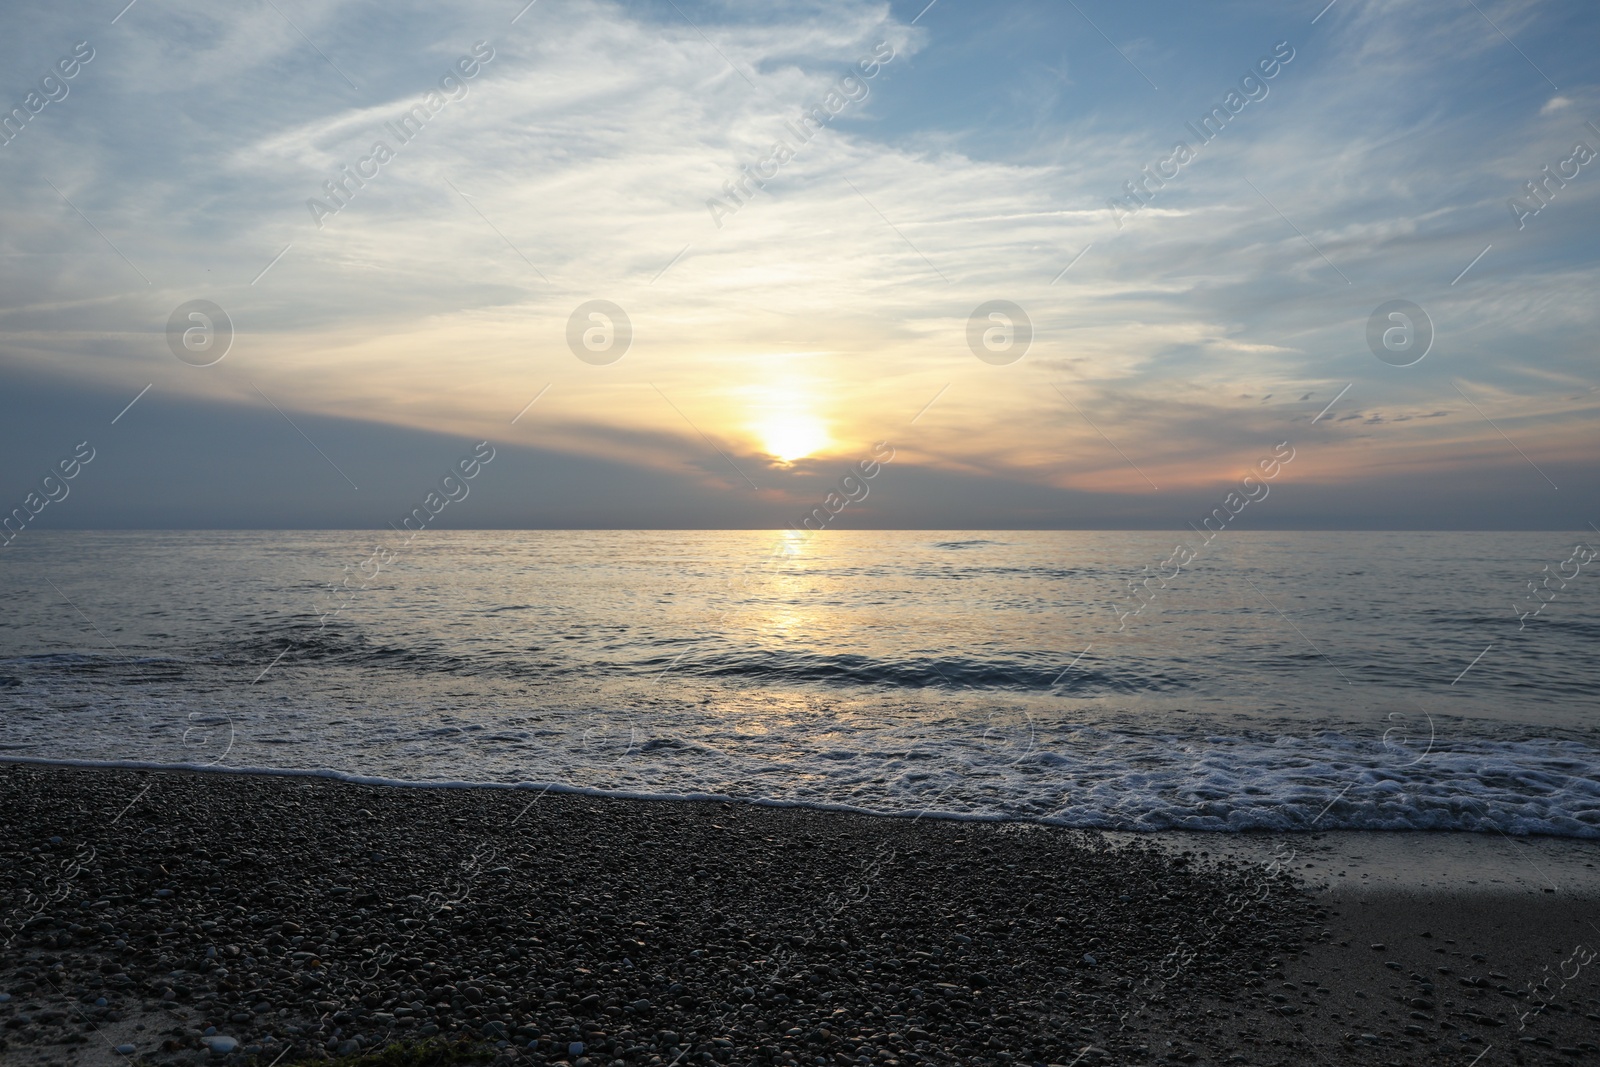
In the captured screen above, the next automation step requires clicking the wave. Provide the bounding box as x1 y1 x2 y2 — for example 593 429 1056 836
661 648 1181 693
6 731 1596 839
5 624 1176 695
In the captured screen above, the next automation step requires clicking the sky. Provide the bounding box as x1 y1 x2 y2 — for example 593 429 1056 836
1 0 1597 529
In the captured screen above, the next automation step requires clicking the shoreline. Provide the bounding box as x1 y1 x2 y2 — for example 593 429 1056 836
5 755 1599 875
1 764 1596 1066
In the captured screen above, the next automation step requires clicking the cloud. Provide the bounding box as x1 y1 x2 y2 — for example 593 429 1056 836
0 0 1595 527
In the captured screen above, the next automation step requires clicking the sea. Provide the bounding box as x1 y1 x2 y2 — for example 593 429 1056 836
1 530 1596 837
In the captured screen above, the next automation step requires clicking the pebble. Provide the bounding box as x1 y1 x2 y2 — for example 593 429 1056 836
0 764 1339 1067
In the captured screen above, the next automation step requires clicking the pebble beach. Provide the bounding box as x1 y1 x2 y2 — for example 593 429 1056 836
1 764 1597 1067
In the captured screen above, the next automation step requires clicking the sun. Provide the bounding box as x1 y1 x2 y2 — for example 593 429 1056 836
759 411 829 463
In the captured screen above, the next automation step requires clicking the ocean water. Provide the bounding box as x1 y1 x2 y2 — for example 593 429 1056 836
1 530 1597 836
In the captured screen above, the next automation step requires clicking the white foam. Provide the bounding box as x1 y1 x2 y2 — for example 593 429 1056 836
3 719 1596 837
